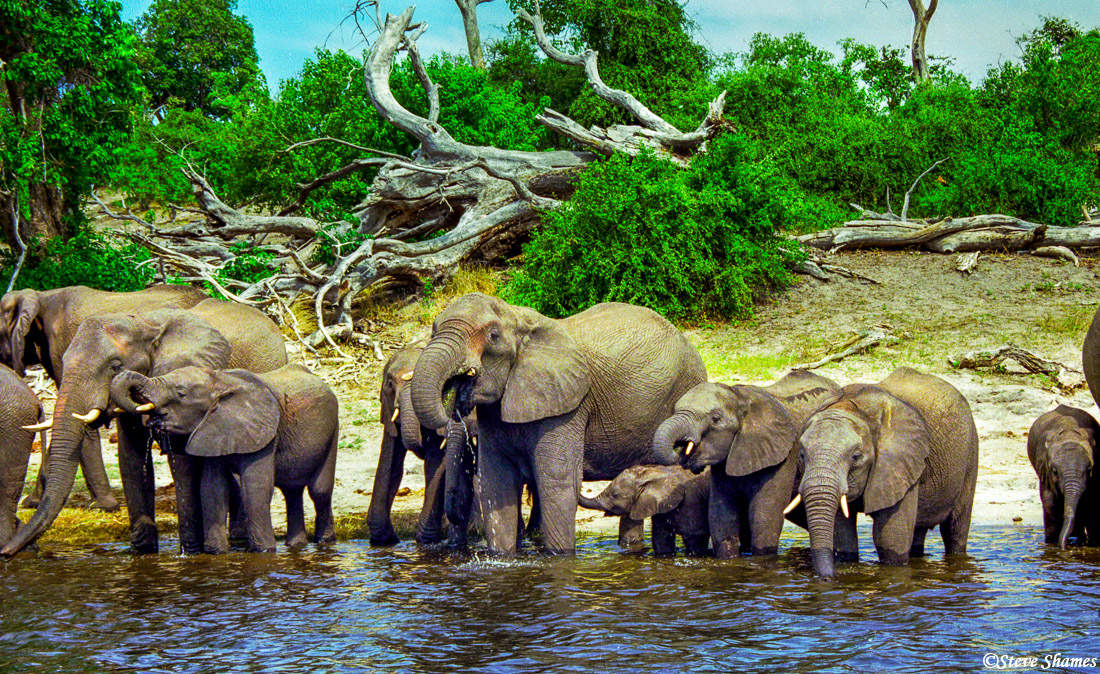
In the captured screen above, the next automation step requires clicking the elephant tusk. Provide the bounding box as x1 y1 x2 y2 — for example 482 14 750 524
466 367 477 377
22 419 52 431
440 438 447 449
471 436 477 448
684 440 695 456
840 494 850 518
72 409 101 424
783 494 802 515
401 371 414 381
134 403 155 413
391 407 400 423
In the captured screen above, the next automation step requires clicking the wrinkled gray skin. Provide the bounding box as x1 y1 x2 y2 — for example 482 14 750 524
0 364 44 548
1 300 287 557
0 285 207 511
112 365 338 553
797 367 978 579
367 344 479 546
653 371 840 558
1028 405 1099 548
578 464 710 556
410 294 707 555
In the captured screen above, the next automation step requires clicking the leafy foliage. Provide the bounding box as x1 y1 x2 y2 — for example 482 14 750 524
506 137 802 320
2 230 154 292
217 240 275 284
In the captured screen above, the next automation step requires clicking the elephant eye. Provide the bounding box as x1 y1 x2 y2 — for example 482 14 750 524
852 452 863 462
711 411 722 423
487 327 501 343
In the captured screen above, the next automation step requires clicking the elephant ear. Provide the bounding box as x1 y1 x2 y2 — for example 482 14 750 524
631 476 686 520
145 309 232 376
726 386 797 477
185 370 280 457
859 388 931 513
500 308 590 424
8 291 40 377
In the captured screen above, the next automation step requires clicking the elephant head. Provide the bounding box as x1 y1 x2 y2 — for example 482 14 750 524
1029 405 1098 549
112 366 280 457
0 289 45 376
578 464 695 521
794 384 930 578
652 382 797 477
409 293 590 429
379 344 437 456
0 309 232 556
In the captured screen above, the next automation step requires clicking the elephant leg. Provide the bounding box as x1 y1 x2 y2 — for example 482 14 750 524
478 441 522 555
872 484 919 565
416 449 446 545
708 473 741 559
683 532 710 557
618 516 646 553
366 436 407 546
524 481 542 541
532 419 585 555
201 459 231 554
228 474 248 543
283 486 307 548
1039 486 1061 545
116 416 157 554
167 451 205 555
940 491 974 556
835 509 859 563
78 430 118 512
910 527 929 558
748 459 796 557
308 432 338 545
239 447 276 553
651 514 676 556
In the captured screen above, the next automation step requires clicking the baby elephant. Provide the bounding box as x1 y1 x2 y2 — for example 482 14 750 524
112 364 339 553
579 465 710 556
0 364 45 548
1028 405 1099 548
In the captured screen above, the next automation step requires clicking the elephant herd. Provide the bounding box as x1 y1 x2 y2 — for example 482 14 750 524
0 286 1097 579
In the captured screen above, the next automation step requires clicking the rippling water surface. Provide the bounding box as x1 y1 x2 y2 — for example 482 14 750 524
2 526 1098 672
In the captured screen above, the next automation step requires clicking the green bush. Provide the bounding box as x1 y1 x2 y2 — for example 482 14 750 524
505 137 803 321
1 230 154 292
217 241 276 284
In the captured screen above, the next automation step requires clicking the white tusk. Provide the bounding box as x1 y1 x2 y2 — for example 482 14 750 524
783 493 802 515
391 408 400 423
471 436 478 448
440 438 447 449
840 494 850 518
134 403 155 413
72 409 101 424
22 420 52 431
111 407 124 415
401 371 413 381
466 367 477 377
684 441 695 456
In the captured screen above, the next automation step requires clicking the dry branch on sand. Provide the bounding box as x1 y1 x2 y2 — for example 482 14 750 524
112 1 729 355
802 325 901 369
950 343 1085 391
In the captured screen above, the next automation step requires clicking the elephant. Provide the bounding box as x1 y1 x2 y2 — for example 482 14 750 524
652 370 840 558
0 364 46 548
1028 405 1100 548
0 284 208 511
794 367 978 578
578 464 710 557
410 293 707 555
1 299 288 557
110 364 339 553
367 343 479 546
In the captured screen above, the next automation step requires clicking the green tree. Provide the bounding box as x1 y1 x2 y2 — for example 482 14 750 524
134 0 263 118
0 0 143 246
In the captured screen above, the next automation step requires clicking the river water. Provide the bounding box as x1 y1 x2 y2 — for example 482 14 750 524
1 525 1098 673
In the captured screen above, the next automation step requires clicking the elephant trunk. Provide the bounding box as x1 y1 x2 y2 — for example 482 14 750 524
1059 483 1085 549
110 370 153 413
1 375 98 556
577 493 609 512
410 327 469 431
397 384 424 452
802 478 842 580
443 419 474 534
652 413 695 466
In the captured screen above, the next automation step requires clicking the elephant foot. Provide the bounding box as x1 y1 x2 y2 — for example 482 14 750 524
416 528 445 545
93 493 121 513
750 546 779 557
875 547 909 565
20 495 39 509
835 550 860 563
285 532 309 548
130 519 159 554
447 523 469 548
369 532 400 547
714 539 740 559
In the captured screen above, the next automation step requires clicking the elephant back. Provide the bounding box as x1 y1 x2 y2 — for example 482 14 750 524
257 364 339 479
191 299 288 373
765 370 840 430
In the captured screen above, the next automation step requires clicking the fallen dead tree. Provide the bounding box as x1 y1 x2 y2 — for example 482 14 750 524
105 1 729 354
949 342 1085 391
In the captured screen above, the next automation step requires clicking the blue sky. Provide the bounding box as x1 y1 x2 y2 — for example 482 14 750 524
119 1 1100 91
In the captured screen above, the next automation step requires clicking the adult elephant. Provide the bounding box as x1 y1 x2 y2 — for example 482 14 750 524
0 284 208 510
410 293 707 555
793 367 978 579
0 299 287 557
367 343 478 546
651 370 839 558
0 364 46 548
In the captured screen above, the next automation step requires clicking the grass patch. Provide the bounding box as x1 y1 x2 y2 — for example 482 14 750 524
700 348 800 383
20 506 179 546
1033 305 1095 337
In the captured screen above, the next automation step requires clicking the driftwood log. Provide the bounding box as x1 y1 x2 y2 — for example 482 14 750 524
950 342 1085 391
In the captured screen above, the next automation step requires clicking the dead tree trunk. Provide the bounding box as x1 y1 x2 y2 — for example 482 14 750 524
455 0 492 70
908 0 938 84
